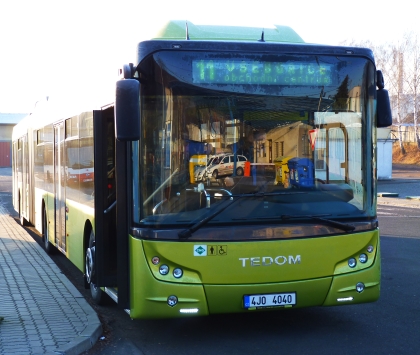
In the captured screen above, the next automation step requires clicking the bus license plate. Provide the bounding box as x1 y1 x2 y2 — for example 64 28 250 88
244 292 296 309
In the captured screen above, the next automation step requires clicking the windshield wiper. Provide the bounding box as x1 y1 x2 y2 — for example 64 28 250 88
177 191 313 239
178 197 241 239
281 214 356 232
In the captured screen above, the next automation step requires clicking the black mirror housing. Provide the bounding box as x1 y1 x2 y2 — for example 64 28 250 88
115 79 140 141
377 88 392 127
376 70 392 127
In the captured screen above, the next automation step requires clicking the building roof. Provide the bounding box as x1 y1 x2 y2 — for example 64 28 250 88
0 113 27 125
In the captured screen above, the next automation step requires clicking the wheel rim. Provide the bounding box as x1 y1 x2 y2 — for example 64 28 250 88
85 246 95 284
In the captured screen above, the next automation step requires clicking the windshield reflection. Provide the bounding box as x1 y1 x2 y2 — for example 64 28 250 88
134 52 374 229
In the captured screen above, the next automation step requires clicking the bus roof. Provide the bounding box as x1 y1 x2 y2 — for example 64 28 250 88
152 21 304 43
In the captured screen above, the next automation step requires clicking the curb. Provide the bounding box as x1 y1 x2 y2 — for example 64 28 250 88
53 322 102 355
377 192 399 197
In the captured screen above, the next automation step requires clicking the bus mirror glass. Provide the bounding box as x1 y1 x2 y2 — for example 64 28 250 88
115 79 140 141
377 88 392 127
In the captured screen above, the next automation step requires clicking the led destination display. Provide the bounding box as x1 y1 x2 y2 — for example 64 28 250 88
193 60 335 86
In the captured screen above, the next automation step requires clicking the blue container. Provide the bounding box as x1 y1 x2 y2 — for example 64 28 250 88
287 157 314 187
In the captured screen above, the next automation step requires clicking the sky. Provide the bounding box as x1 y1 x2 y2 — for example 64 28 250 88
0 0 418 114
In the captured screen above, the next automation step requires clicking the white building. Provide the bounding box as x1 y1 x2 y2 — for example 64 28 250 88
377 128 393 180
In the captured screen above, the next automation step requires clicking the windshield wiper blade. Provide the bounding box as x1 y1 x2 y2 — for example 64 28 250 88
177 191 314 239
178 189 280 239
281 214 356 232
178 197 240 239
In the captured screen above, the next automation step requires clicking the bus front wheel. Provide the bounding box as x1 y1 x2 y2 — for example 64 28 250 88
85 229 104 305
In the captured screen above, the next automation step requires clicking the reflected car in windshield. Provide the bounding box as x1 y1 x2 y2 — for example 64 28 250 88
205 154 248 179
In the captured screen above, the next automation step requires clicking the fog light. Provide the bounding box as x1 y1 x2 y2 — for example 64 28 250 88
337 297 354 302
180 308 199 314
367 245 374 253
348 258 357 268
159 264 169 275
167 295 178 307
356 282 365 293
152 256 160 265
359 253 368 263
173 268 183 278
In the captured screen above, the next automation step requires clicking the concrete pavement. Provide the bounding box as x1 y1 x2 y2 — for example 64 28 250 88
0 168 102 355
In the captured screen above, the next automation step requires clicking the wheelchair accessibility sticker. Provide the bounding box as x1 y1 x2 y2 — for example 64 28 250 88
194 245 227 256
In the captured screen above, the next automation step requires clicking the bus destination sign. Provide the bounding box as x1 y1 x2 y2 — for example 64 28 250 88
193 60 335 86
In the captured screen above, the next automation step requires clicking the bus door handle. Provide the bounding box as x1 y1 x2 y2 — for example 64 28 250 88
104 200 117 214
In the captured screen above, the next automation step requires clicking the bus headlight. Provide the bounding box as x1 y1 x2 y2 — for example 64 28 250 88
173 268 183 278
159 264 169 275
348 258 357 268
359 253 368 263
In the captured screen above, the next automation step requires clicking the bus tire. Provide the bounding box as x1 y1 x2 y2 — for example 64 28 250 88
43 208 54 254
86 229 104 305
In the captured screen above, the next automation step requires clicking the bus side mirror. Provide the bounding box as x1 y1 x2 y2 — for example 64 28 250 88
376 70 392 128
115 79 140 141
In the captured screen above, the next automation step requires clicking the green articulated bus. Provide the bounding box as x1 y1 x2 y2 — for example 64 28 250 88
12 21 392 319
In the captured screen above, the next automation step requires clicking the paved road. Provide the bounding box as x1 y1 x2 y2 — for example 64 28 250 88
0 168 102 355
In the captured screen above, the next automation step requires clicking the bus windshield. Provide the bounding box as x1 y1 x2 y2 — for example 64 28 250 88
133 50 376 237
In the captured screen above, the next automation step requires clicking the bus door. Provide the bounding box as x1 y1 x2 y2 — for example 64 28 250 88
93 108 120 294
54 123 66 252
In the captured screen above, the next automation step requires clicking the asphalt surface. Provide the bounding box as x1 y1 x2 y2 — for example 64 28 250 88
377 163 420 207
0 168 102 355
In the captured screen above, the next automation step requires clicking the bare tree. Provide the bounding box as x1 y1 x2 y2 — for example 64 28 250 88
381 40 411 154
340 39 407 153
341 35 420 155
404 32 420 149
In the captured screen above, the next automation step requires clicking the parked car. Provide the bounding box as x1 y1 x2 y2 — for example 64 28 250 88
205 154 248 179
194 154 225 182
